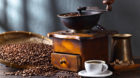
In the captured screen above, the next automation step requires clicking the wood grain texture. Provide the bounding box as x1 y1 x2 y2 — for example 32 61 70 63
49 31 110 71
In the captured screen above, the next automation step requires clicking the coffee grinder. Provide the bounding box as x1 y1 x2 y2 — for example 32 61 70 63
48 0 116 72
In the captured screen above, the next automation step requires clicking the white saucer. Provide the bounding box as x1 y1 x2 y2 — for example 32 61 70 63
78 70 113 77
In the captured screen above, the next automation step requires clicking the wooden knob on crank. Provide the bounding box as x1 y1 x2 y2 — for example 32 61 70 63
103 0 115 11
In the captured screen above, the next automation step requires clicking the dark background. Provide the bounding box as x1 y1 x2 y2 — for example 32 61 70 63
0 0 139 56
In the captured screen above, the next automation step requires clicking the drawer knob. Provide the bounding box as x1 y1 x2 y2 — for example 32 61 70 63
60 60 66 64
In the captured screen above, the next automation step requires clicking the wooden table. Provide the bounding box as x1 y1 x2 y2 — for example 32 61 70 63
0 59 140 78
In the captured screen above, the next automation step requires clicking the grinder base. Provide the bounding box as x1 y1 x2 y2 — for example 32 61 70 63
48 30 117 72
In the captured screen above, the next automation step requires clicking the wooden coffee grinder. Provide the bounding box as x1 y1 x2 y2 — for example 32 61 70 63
48 0 115 72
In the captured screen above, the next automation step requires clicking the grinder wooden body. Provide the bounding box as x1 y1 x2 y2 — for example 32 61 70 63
48 31 111 72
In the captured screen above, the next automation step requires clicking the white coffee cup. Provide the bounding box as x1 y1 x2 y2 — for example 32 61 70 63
85 60 108 75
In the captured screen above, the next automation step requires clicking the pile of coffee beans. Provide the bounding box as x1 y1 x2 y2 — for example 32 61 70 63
0 42 81 77
0 43 52 66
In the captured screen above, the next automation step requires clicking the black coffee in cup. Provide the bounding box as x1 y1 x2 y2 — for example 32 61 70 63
87 61 102 64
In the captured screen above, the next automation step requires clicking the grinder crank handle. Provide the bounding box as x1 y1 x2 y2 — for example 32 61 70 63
77 0 115 12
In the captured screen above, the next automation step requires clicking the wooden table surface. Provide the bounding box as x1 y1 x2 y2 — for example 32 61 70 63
0 59 140 78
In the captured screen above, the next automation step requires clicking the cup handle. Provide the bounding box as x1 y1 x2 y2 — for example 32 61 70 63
102 64 108 72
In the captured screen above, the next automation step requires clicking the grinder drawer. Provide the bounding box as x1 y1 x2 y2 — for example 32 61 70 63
51 53 81 72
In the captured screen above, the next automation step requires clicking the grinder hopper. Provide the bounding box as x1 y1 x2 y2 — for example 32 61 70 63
57 7 106 33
